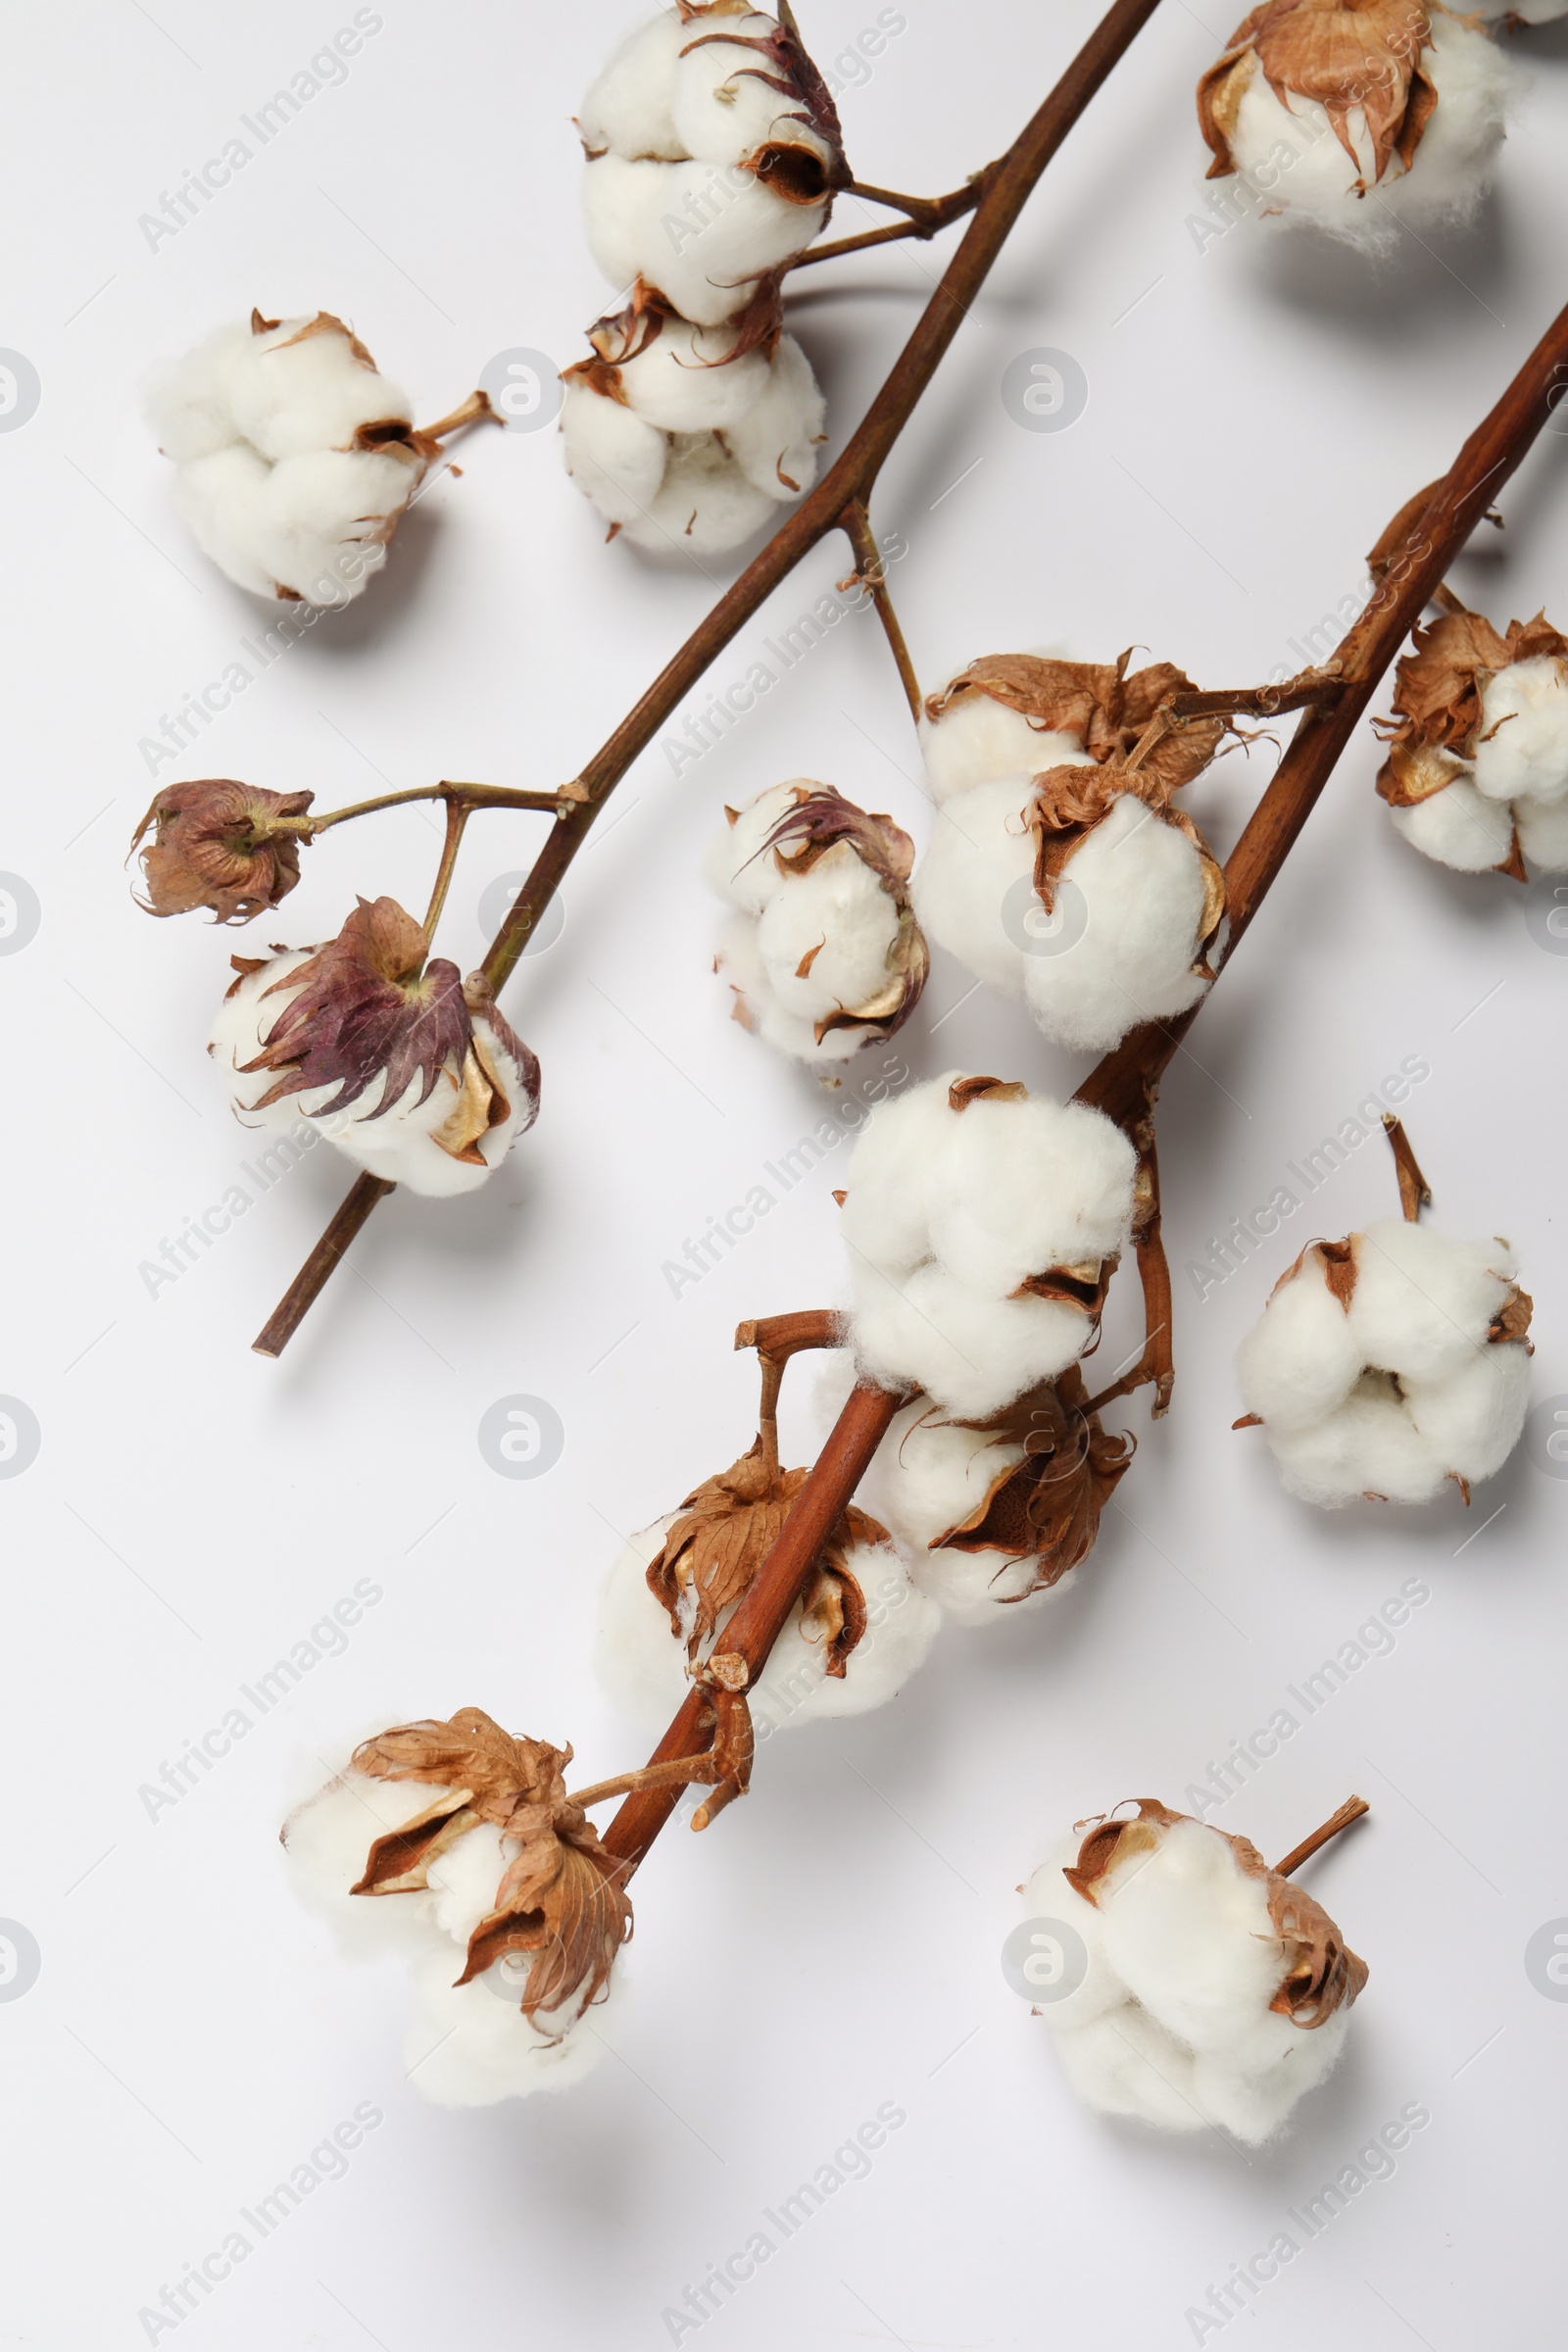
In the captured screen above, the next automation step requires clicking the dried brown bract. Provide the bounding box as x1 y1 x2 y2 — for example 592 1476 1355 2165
1199 0 1439 191
131 779 313 924
926 1365 1134 1597
351 1708 631 2028
925 650 1230 795
647 1438 886 1677
1376 608 1568 789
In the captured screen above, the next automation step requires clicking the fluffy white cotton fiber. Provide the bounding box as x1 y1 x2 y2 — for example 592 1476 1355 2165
1237 1221 1531 1505
1472 658 1568 808
1025 1808 1361 2143
917 695 1087 805
148 313 433 605
1389 775 1516 873
862 1399 1067 1623
595 1516 940 1734
210 952 538 1198
282 1769 615 2108
1381 617 1568 878
841 1074 1136 1417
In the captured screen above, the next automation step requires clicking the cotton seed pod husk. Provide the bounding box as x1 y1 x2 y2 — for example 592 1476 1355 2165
922 1364 1134 1597
924 650 1230 798
130 778 313 923
1064 1797 1368 2029
758 784 928 1045
647 1436 889 1679
1377 608 1568 765
1198 0 1440 190
348 1709 631 2031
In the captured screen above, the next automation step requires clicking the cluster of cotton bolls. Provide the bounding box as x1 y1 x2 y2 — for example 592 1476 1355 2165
209 895 540 1198
1197 0 1520 254
282 1726 627 2109
1236 1220 1533 1506
1023 1800 1366 2142
1376 607 1568 876
839 1072 1137 1418
911 653 1227 1054
706 781 928 1065
147 310 476 606
564 5 843 552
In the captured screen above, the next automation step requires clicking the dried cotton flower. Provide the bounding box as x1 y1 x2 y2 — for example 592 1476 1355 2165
1024 1799 1366 2143
209 896 539 1197
707 780 928 1062
130 778 313 923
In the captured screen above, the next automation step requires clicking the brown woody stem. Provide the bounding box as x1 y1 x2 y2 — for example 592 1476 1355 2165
789 172 993 270
419 389 496 441
250 0 1168 1355
1274 1795 1369 1879
305 782 564 833
1382 1114 1432 1222
422 797 470 941
839 499 922 720
1083 1101 1173 1417
252 1175 395 1358
566 1758 722 1809
738 1308 846 1483
601 1379 904 1880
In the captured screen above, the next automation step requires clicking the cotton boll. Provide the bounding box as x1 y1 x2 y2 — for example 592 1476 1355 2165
146 321 254 462
1390 773 1516 872
403 1944 618 2109
864 1401 1056 1625
615 312 771 435
1404 1342 1530 1488
704 782 809 913
724 332 826 501
172 444 280 599
586 153 825 323
1094 1817 1282 2043
1514 791 1568 872
226 318 414 462
925 1095 1137 1297
1221 15 1516 254
1472 657 1568 807
1020 1846 1125 2028
850 1260 1091 1419
1348 1220 1516 1385
918 700 1087 803
1235 1254 1363 1433
911 780 1037 999
561 378 669 534
578 11 690 160
1266 1373 1450 1505
595 1517 692 1727
754 841 900 1020
1019 794 1211 1054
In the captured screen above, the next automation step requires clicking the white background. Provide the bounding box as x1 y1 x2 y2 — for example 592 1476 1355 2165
5 2 1568 2345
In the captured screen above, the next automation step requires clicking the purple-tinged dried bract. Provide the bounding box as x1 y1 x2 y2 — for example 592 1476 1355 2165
130 778 313 923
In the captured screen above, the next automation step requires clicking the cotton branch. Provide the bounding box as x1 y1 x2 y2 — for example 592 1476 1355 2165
791 170 998 270
252 0 1170 1356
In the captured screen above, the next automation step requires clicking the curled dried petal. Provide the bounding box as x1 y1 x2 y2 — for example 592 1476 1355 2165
130 779 313 924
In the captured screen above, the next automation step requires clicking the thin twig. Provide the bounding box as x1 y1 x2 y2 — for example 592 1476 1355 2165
303 781 565 834
1382 1113 1432 1223
421 797 470 940
418 388 496 442
1274 1796 1369 1879
839 498 922 720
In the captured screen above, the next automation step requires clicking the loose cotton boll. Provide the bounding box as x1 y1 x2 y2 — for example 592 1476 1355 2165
1199 4 1519 255
722 330 827 500
209 899 540 1200
708 783 927 1065
148 311 463 606
1025 1802 1365 2143
596 1517 940 1732
925 1092 1139 1298
1237 1224 1533 1506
